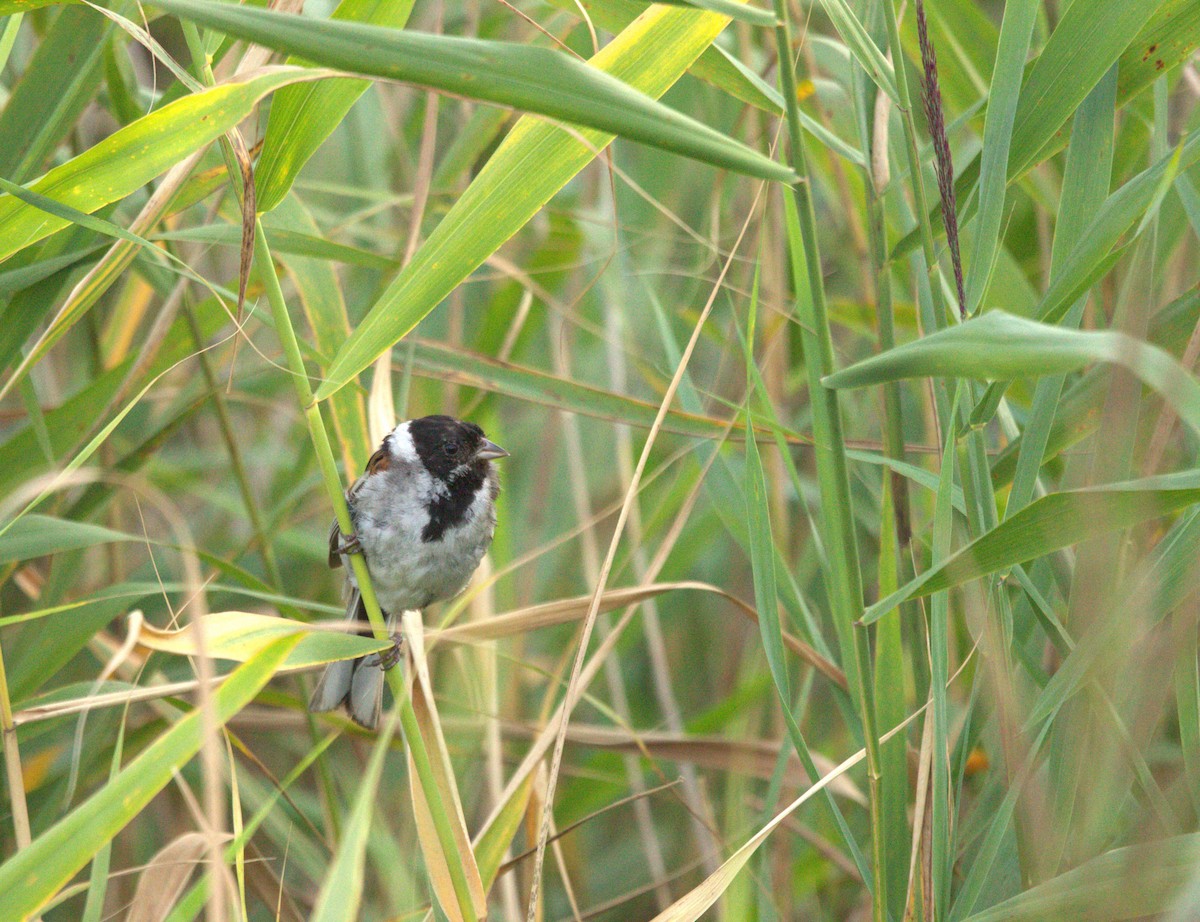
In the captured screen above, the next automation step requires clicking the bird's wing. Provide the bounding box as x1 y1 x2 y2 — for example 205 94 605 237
328 443 392 569
328 479 364 569
327 516 345 569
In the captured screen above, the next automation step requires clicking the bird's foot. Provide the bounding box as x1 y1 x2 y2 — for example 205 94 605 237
379 632 404 671
335 532 363 556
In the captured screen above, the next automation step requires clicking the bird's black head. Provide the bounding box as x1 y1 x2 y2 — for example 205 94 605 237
407 415 506 482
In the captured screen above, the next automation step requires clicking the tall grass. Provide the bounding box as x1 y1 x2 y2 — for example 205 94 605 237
2 0 1200 919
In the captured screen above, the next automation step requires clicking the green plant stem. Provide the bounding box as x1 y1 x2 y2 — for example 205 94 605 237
867 188 913 555
864 69 916 915
879 6 960 910
880 0 1029 898
772 7 885 921
181 21 244 197
253 220 479 922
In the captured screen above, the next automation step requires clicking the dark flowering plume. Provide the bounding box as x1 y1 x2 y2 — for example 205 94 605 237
915 0 965 317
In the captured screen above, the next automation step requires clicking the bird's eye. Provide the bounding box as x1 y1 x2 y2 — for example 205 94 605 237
443 439 461 457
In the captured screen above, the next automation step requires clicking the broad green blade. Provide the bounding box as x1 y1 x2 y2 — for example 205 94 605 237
862 471 1200 624
823 311 1200 439
0 242 105 296
0 514 150 563
873 474 908 921
156 222 395 272
0 0 62 10
1005 66 1117 512
473 773 534 889
0 581 343 631
0 66 319 265
153 0 791 184
992 288 1200 488
964 0 1038 313
543 0 784 114
0 635 300 920
0 224 105 379
1008 0 1169 180
1036 134 1200 325
313 4 751 400
136 611 390 669
657 0 775 27
0 175 188 278
255 0 416 213
1115 0 1200 104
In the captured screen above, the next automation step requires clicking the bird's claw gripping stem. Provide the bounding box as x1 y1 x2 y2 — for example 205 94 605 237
336 532 363 556
379 632 404 671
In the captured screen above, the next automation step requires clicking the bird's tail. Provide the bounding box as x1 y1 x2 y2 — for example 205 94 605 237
309 588 389 729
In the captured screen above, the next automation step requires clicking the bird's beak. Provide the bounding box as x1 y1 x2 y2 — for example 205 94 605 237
475 439 509 461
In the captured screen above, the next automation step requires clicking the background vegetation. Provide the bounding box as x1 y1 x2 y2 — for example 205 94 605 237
2 0 1200 919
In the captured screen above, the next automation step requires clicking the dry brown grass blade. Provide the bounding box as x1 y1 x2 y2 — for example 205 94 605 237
403 612 487 922
436 583 705 642
233 133 255 324
212 0 305 322
14 677 222 726
434 581 847 690
127 832 231 922
524 765 548 922
905 703 935 921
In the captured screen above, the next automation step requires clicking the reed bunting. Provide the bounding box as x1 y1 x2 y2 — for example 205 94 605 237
309 415 507 727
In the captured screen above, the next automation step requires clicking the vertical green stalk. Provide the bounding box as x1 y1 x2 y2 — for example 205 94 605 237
868 198 911 549
860 21 913 913
180 21 245 198
254 221 478 922
879 0 1031 897
877 2 973 905
772 7 885 920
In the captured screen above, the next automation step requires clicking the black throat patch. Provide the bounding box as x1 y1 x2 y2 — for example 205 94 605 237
422 464 487 542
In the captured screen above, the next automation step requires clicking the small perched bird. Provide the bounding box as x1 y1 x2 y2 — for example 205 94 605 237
309 415 507 727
